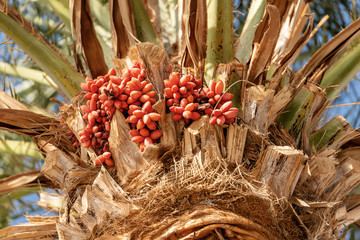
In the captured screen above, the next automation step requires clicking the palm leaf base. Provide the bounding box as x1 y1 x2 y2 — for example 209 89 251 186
2 108 359 240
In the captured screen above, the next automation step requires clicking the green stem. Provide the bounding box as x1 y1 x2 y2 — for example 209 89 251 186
130 0 159 45
235 0 266 64
204 0 234 84
321 42 360 101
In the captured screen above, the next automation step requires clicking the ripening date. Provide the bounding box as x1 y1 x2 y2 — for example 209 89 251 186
78 61 163 166
164 72 238 126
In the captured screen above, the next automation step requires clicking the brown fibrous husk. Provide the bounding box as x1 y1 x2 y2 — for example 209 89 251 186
94 152 307 239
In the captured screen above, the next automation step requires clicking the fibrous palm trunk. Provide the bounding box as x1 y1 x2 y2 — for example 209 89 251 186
1 1 360 240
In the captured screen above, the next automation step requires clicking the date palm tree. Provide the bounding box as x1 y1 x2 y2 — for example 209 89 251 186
1 0 360 239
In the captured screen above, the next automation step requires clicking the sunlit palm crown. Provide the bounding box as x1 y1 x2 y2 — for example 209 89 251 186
0 0 360 239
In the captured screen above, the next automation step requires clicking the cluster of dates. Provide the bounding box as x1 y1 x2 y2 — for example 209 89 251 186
75 63 239 167
78 62 162 166
164 72 239 125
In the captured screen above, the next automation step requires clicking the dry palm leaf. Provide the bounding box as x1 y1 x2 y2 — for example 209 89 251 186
247 4 281 85
180 0 207 77
0 89 28 110
0 171 51 195
70 0 108 77
294 18 360 86
109 0 137 58
0 216 58 240
0 90 75 153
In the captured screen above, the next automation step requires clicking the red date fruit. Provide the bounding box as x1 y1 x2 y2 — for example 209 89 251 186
215 80 224 95
103 152 112 159
142 101 153 113
140 128 150 137
150 130 162 140
130 90 142 100
133 110 145 118
132 136 144 143
223 108 239 118
80 83 90 91
129 129 140 137
191 112 201 121
185 103 196 112
94 155 105 165
144 137 153 146
209 116 217 125
169 72 180 85
136 118 145 129
183 111 192 119
209 80 216 92
212 109 222 117
222 93 233 101
179 75 190 87
220 101 232 113
148 113 161 121
216 115 226 126
146 120 157 130
104 159 114 166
